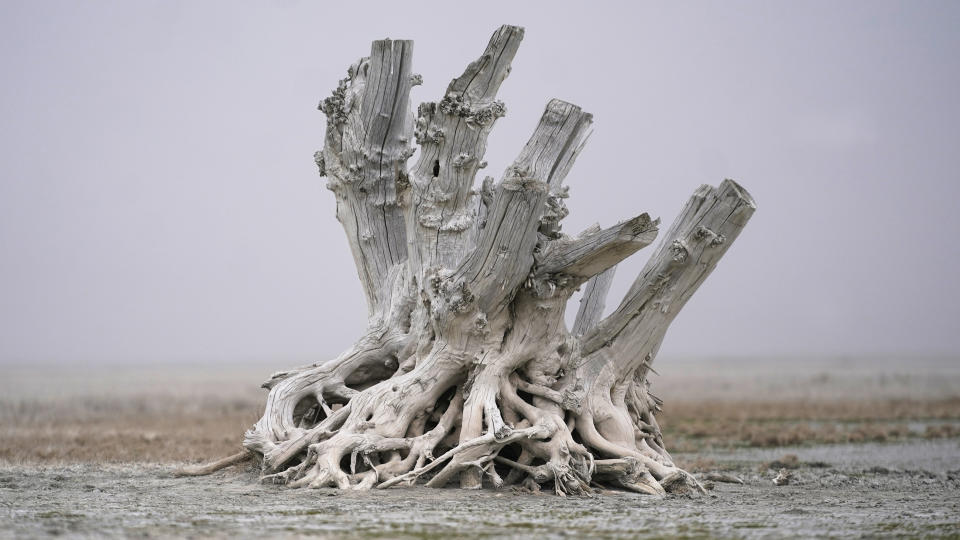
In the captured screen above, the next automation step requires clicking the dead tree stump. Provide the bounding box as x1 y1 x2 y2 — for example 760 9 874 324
234 25 756 495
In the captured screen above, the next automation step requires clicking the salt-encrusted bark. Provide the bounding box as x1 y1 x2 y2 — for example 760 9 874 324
316 39 415 313
581 180 756 359
406 25 523 275
191 25 758 496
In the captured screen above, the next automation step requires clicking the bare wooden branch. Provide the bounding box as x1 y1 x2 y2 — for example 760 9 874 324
535 213 659 281
173 451 252 477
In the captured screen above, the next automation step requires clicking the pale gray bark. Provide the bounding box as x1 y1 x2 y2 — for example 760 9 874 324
406 25 523 276
317 39 414 313
572 265 616 337
194 25 759 496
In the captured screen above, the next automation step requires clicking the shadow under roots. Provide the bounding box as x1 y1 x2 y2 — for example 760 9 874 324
292 395 326 430
344 355 399 394
495 442 523 480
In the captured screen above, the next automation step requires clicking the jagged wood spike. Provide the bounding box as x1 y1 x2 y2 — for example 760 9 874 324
457 99 593 313
406 25 524 274
317 39 414 312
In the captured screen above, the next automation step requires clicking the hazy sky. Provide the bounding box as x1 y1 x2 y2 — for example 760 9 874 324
1 0 958 365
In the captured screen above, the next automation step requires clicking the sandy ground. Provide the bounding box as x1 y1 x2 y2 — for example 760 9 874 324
1 356 959 537
1 440 958 538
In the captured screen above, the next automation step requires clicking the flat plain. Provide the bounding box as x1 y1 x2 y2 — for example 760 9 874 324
1 356 958 538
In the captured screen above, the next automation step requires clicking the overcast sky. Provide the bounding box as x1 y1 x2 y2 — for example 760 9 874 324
1 0 958 365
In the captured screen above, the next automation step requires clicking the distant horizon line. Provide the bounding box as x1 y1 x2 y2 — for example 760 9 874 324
2 352 958 367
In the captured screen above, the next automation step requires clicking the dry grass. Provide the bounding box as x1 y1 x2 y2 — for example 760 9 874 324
659 397 960 452
664 397 960 421
2 359 958 463
1 394 958 464
0 396 262 464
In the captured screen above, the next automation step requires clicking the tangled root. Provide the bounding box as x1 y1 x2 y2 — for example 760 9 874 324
222 352 703 497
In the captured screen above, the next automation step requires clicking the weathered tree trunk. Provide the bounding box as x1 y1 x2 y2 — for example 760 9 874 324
228 25 755 495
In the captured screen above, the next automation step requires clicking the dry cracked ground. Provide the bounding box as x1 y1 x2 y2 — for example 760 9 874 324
1 356 958 538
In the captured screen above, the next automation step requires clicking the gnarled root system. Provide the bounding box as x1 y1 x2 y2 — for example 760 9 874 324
200 25 756 495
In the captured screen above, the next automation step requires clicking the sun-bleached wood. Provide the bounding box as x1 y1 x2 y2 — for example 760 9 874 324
192 25 757 495
572 265 616 337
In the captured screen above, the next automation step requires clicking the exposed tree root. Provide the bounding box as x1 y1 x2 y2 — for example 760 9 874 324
174 451 253 477
220 25 755 497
